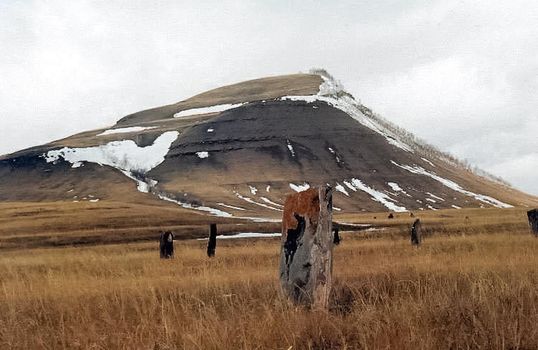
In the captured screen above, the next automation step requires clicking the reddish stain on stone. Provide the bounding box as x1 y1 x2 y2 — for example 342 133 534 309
282 188 320 238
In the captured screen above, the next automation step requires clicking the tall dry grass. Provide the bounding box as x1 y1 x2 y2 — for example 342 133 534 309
1 213 537 349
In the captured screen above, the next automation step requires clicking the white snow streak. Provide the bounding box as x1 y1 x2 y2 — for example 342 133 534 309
426 192 445 201
249 185 258 195
327 147 342 164
198 232 281 240
335 183 350 196
234 192 282 211
174 103 244 118
216 203 246 211
289 183 310 192
347 178 407 212
119 169 157 193
157 193 232 217
97 126 156 136
421 157 436 167
260 197 283 208
286 139 296 157
196 151 209 159
391 161 513 208
387 182 403 192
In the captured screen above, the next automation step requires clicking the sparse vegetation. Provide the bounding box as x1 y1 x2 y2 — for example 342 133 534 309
1 207 537 349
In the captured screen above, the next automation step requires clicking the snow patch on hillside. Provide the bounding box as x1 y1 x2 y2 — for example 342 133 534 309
157 193 232 217
196 151 209 159
43 131 179 173
335 183 350 196
286 139 296 157
347 178 407 212
234 192 282 211
426 192 445 201
119 170 158 193
217 203 246 211
174 103 245 118
97 126 156 136
289 183 310 192
260 197 283 208
391 161 513 208
421 157 436 167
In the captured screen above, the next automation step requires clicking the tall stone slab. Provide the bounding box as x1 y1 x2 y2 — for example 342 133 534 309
159 231 174 259
207 223 217 257
528 209 538 236
279 186 333 308
411 219 422 246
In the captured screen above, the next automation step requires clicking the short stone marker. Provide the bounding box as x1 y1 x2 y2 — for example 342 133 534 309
207 223 217 257
411 219 421 246
159 231 174 259
333 224 341 245
528 209 538 236
279 186 333 308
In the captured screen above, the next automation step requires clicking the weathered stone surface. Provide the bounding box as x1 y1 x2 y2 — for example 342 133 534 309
411 219 421 246
207 223 217 257
159 231 174 258
528 209 538 236
279 186 333 308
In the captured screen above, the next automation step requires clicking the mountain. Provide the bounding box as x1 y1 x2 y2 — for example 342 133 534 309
1 69 536 221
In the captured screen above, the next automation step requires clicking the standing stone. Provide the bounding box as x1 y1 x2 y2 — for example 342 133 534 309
411 219 421 246
528 209 538 236
333 224 341 245
159 231 174 259
279 186 333 308
207 223 217 257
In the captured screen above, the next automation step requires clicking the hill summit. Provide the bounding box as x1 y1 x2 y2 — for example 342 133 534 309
1 69 536 220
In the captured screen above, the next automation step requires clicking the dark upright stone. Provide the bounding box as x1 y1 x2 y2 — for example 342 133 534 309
333 224 341 245
279 186 333 308
207 223 217 257
528 209 538 236
411 219 421 246
159 231 174 258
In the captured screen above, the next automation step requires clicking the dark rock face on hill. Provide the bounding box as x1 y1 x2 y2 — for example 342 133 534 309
1 71 537 219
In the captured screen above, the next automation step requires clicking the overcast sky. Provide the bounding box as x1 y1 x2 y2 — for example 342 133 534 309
1 0 537 195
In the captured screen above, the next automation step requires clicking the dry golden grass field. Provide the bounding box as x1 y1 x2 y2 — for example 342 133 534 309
0 206 537 349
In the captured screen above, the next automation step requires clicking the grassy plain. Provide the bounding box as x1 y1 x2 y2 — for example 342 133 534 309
0 207 537 349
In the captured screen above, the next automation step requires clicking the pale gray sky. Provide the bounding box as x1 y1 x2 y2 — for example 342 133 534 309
1 0 537 195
